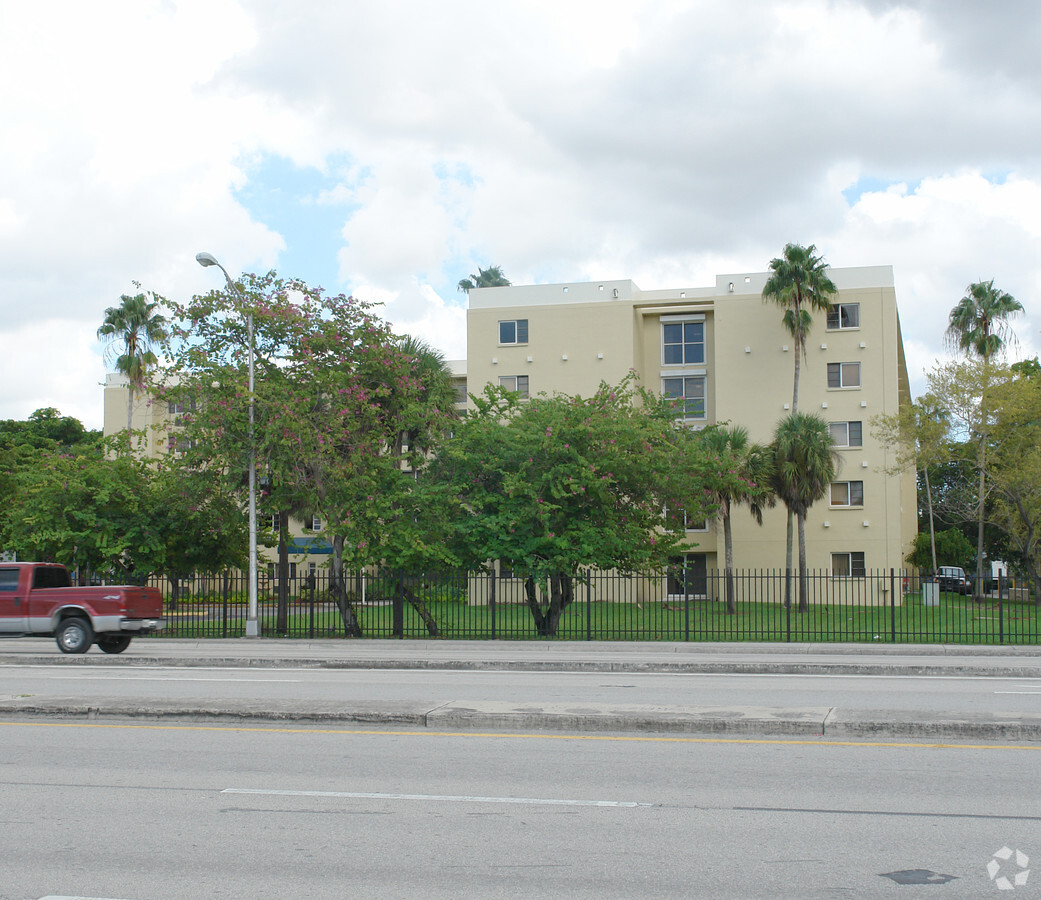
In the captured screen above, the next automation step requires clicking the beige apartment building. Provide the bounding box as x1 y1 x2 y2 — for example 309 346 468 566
465 266 918 581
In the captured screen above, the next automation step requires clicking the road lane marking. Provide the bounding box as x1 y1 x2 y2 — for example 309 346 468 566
2 720 1041 751
43 675 302 683
222 787 649 807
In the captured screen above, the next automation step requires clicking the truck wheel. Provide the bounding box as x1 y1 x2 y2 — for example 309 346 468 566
97 634 133 654
56 617 93 654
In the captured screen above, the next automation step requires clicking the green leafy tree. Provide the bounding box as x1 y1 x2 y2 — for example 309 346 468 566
97 291 168 437
457 265 510 293
0 441 157 579
944 280 1023 598
427 378 708 635
872 394 951 572
164 272 452 636
771 413 839 612
905 528 975 573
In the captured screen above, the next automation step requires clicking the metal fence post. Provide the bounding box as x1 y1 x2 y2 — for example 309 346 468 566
585 573 592 641
490 567 497 640
684 562 690 643
785 567 791 642
890 569 897 643
999 569 1005 645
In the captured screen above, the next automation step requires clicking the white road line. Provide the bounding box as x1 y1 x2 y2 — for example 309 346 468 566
45 675 301 683
994 691 1041 694
221 788 650 807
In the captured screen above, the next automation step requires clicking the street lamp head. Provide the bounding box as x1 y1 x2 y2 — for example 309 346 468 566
196 251 219 268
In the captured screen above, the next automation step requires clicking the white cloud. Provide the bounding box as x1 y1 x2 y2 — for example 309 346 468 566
2 0 1041 429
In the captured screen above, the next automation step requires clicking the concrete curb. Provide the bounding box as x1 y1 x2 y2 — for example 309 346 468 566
3 696 1041 742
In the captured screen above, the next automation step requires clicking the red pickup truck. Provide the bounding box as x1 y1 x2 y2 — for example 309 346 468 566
0 562 165 654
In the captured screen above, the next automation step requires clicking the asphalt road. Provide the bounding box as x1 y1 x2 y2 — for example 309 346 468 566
2 717 1038 899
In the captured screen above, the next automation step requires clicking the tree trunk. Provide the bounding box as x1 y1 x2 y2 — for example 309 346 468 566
126 384 134 435
924 467 937 573
523 575 574 636
276 511 290 635
330 535 363 637
397 575 440 637
169 574 180 611
797 511 808 613
723 505 736 615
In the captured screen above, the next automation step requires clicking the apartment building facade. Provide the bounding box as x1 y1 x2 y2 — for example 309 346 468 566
465 266 917 580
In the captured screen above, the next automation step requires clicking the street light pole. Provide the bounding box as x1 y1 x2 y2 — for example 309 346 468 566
196 252 260 638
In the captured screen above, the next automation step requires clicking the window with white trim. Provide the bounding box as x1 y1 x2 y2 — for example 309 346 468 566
661 375 706 420
826 303 860 330
827 362 861 388
829 421 863 448
310 516 322 532
662 319 705 366
270 513 282 532
499 375 529 398
832 551 866 577
664 505 709 532
498 319 528 345
830 481 864 507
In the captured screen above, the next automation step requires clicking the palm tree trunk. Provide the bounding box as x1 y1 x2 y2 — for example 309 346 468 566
723 507 736 615
797 512 808 612
126 384 134 435
925 467 937 573
784 509 794 609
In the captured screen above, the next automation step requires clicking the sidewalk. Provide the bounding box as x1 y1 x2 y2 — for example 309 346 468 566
2 638 1040 741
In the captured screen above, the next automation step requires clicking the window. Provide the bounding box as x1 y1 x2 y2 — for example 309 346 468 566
829 421 863 448
499 375 529 398
830 481 864 507
664 506 709 532
310 516 323 532
826 303 860 330
498 319 528 345
662 375 706 420
267 562 297 581
270 513 282 532
827 362 861 388
0 569 17 591
662 320 705 365
832 552 866 577
453 383 468 404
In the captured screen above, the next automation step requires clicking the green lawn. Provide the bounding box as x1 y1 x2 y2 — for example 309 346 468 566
155 590 1041 644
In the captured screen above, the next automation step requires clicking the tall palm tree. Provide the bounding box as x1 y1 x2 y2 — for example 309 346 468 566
701 425 775 614
97 292 167 435
458 265 510 293
762 243 837 414
394 334 459 461
772 413 839 612
945 279 1023 599
762 243 836 595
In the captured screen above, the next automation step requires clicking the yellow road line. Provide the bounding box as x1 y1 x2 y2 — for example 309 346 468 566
0 719 1039 751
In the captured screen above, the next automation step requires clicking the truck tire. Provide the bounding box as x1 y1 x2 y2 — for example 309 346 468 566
56 617 93 654
97 634 133 654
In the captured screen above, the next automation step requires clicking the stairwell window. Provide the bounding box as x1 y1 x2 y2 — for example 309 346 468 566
661 317 705 365
662 375 706 421
826 303 860 330
829 421 863 448
499 375 529 398
499 319 528 345
830 481 864 507
827 362 861 389
832 551 866 577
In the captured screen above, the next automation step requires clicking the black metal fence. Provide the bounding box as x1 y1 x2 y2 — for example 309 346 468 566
144 568 1040 644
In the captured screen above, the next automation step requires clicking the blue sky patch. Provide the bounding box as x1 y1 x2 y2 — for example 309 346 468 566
234 153 364 291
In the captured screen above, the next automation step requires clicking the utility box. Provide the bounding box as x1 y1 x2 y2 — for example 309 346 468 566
922 580 939 607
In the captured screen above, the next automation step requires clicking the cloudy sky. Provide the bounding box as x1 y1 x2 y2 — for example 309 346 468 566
2 0 1039 429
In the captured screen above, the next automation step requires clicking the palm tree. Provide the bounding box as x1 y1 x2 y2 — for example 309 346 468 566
771 413 839 612
945 279 1023 599
97 292 167 435
762 243 837 414
458 265 511 293
761 243 836 595
701 425 775 614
